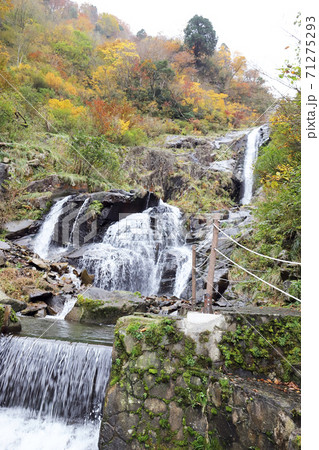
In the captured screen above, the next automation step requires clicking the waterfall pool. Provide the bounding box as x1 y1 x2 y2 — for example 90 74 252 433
0 407 100 450
19 315 114 346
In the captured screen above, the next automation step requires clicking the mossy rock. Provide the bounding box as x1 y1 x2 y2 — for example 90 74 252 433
0 304 21 333
65 288 147 325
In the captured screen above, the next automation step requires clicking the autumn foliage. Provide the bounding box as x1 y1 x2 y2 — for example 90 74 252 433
0 1 273 140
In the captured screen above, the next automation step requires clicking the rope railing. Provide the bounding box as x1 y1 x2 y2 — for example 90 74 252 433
193 266 301 378
214 248 301 302
213 223 301 266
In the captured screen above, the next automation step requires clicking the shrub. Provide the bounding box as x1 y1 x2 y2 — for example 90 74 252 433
120 127 147 146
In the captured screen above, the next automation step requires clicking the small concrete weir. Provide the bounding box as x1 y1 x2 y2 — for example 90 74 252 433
0 335 112 449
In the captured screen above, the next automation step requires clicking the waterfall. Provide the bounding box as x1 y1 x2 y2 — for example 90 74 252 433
0 335 112 449
80 201 192 297
241 127 262 205
33 196 72 259
68 197 91 248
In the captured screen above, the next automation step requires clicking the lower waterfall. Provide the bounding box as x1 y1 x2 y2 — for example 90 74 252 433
80 201 192 297
0 335 112 449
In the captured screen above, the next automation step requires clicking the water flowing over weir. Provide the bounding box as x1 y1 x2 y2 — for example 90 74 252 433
80 201 192 297
0 335 112 449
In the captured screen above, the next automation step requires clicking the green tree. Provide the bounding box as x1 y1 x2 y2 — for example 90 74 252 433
136 28 147 40
184 15 217 60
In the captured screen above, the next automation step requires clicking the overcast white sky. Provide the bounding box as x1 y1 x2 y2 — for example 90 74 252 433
78 0 301 96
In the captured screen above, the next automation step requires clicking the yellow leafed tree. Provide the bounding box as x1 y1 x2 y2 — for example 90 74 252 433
0 0 12 18
93 40 140 98
48 99 84 117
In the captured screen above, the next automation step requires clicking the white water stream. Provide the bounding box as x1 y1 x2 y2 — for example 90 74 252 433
80 201 192 297
0 408 99 450
33 196 72 259
241 127 262 205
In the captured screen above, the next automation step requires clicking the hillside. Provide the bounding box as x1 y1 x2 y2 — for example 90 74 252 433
0 1 300 305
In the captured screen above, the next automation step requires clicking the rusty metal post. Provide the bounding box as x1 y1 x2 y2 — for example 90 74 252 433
192 245 196 309
206 217 220 313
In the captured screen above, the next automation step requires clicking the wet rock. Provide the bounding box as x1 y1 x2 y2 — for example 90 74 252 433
54 190 159 247
46 305 58 315
45 294 65 314
3 219 40 239
0 250 6 266
29 289 53 303
35 308 47 318
21 302 47 315
80 269 94 285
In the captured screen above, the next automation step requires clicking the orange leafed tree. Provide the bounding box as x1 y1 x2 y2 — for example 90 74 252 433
89 98 140 141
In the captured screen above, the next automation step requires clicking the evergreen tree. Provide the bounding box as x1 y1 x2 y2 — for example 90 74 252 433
184 15 217 60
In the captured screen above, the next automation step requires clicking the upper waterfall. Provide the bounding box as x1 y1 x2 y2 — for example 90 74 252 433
240 127 262 205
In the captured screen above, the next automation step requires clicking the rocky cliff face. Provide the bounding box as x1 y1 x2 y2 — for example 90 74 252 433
122 130 250 210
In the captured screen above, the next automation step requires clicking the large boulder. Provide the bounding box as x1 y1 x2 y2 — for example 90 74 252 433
0 289 27 312
65 288 147 324
53 190 159 248
2 219 40 239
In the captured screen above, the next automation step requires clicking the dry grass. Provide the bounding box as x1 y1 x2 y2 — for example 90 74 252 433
0 267 59 301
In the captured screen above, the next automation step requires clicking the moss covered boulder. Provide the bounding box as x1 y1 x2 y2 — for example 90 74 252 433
65 288 147 325
0 304 21 334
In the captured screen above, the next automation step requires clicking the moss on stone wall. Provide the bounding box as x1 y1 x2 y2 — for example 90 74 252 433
218 315 301 383
100 314 301 449
104 315 226 448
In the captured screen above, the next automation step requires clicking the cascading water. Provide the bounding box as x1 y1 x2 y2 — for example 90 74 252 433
80 201 192 297
33 196 72 259
241 127 262 205
0 335 112 449
68 197 91 248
